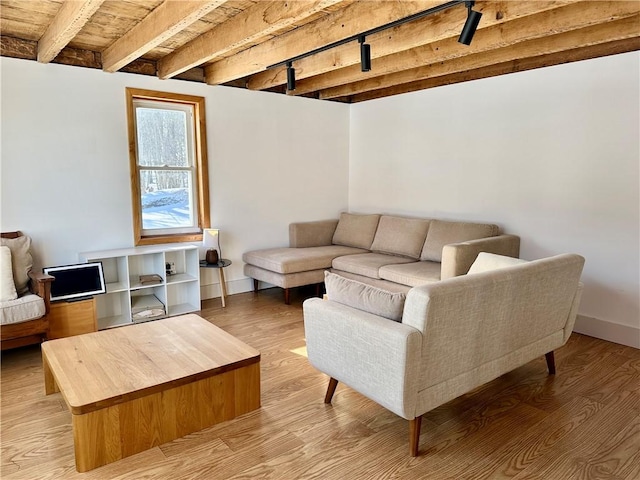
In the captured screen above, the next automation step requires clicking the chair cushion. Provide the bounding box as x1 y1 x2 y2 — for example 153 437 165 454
421 220 499 262
0 294 45 325
243 245 368 274
332 213 380 249
370 216 430 259
0 246 18 302
468 252 528 274
0 235 33 296
332 253 416 279
324 271 405 322
379 261 442 287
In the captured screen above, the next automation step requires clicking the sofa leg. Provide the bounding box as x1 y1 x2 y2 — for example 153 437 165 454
324 377 338 404
545 351 556 375
253 279 259 292
409 415 422 457
315 283 321 297
284 288 291 305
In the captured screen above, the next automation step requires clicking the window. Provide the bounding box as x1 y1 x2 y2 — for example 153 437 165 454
126 88 210 245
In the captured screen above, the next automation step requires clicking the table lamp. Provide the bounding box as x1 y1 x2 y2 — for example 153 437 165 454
203 228 220 264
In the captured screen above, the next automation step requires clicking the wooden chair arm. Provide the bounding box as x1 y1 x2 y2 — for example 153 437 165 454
28 271 55 314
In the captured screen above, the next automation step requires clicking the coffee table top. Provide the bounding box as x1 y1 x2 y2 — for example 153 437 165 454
42 314 260 414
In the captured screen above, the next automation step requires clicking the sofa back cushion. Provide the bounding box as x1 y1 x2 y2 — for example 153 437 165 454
332 213 380 250
370 216 430 259
0 235 33 296
324 271 405 322
421 220 499 262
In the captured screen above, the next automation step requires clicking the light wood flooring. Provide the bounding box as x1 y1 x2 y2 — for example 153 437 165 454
2 287 639 479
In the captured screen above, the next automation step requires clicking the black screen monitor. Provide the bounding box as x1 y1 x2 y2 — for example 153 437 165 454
43 262 106 302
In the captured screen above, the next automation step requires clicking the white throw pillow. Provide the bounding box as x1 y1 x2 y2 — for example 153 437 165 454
324 271 405 322
0 246 18 301
468 252 528 275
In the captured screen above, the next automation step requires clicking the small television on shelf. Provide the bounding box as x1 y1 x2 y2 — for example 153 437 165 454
43 262 107 302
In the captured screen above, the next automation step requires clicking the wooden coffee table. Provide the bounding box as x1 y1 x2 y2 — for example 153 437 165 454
41 314 260 472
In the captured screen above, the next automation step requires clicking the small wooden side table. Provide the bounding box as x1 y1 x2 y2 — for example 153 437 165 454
199 259 231 307
48 297 97 339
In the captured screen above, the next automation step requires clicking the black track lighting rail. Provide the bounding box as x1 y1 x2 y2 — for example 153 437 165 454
272 1 483 91
267 0 467 70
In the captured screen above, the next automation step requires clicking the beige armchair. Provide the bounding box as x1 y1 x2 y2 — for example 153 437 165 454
1 231 54 350
303 253 585 456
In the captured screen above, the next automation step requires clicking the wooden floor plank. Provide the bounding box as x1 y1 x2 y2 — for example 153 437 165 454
1 288 639 479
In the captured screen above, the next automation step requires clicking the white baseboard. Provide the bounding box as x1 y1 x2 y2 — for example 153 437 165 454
574 314 640 349
200 277 255 301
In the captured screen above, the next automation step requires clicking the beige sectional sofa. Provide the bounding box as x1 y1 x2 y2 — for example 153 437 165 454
243 213 520 303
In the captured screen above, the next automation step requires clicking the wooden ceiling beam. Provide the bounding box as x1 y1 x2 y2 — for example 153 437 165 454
158 0 346 80
102 0 227 73
348 37 640 103
290 0 638 96
319 14 640 99
204 1 444 85
247 0 576 92
37 0 104 63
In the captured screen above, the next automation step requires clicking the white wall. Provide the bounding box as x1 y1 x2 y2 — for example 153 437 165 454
2 53 638 348
349 52 640 347
0 58 350 298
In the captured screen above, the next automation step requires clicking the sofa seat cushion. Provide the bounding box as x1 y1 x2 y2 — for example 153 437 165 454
324 271 406 322
421 220 499 262
0 294 45 325
243 245 368 274
379 261 442 287
332 253 416 279
370 215 430 259
329 270 411 294
332 213 381 249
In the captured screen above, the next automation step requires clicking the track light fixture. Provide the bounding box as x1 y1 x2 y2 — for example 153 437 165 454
268 1 482 82
286 61 295 91
458 1 482 45
359 36 371 72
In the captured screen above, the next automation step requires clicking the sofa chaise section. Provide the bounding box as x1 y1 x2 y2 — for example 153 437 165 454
242 215 380 304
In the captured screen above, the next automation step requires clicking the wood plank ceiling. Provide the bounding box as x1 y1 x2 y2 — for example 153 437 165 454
1 0 638 103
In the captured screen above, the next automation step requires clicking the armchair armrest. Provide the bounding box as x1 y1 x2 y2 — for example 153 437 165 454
441 234 521 279
303 298 422 419
28 271 55 314
289 219 339 247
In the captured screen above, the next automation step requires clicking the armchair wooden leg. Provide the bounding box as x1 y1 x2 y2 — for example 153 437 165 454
324 377 338 404
409 415 422 457
253 279 259 292
284 288 291 305
545 351 556 375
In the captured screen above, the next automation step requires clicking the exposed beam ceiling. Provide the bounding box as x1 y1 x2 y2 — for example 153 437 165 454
319 13 640 99
1 0 637 103
37 0 104 63
158 0 346 80
203 1 445 85
247 0 573 92
102 0 227 73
